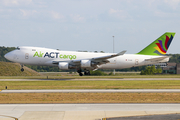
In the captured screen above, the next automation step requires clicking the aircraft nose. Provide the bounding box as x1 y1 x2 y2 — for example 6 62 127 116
4 52 12 61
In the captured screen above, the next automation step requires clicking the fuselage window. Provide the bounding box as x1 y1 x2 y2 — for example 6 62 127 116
32 49 36 51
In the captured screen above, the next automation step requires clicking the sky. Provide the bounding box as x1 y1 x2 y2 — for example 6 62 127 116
0 0 180 54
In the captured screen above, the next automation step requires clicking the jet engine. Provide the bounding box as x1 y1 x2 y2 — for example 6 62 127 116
58 62 76 70
58 62 69 70
81 60 91 68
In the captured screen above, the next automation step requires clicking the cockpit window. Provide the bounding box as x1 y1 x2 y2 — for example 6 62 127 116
32 49 36 51
16 47 20 50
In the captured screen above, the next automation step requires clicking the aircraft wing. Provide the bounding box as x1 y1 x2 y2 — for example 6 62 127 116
52 50 126 68
145 56 170 62
92 50 126 60
88 50 127 66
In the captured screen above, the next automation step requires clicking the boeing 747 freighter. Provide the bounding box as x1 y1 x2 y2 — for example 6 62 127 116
4 32 175 76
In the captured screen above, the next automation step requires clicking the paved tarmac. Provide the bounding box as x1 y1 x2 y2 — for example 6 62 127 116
2 89 180 93
106 113 180 120
1 104 180 120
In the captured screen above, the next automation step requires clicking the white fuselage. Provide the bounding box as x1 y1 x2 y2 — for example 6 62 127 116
4 46 169 70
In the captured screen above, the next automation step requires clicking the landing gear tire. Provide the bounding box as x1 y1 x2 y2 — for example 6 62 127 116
84 70 90 75
21 68 24 72
21 64 24 72
77 70 83 76
79 73 83 76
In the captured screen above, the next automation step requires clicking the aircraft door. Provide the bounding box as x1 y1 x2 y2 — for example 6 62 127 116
135 59 139 65
25 53 29 59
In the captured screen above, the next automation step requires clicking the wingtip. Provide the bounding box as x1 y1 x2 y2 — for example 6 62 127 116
117 50 127 55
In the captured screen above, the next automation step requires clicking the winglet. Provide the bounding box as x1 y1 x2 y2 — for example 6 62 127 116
137 32 175 56
116 50 127 56
107 50 127 58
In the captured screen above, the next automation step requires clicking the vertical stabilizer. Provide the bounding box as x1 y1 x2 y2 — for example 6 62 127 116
137 32 175 55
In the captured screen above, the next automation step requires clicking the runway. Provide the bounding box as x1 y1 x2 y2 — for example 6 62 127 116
1 104 180 120
2 89 180 93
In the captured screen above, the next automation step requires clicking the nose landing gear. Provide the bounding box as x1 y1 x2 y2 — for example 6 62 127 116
21 64 24 72
21 68 24 72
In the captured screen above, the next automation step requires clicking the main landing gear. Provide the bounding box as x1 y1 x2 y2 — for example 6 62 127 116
84 70 90 75
77 70 83 76
77 70 91 76
21 64 24 72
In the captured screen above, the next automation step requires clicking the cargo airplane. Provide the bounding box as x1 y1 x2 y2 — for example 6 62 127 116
5 32 175 76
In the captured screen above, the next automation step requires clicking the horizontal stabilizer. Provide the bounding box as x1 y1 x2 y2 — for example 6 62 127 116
145 56 170 62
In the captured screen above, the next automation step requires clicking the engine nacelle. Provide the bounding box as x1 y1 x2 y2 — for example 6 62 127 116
58 62 69 70
81 60 91 68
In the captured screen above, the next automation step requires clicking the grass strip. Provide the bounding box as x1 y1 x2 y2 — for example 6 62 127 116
1 74 180 79
1 80 180 89
1 93 180 103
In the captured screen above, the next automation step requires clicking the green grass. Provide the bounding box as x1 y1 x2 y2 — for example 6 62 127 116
0 62 41 76
1 74 180 79
0 76 75 79
1 80 180 90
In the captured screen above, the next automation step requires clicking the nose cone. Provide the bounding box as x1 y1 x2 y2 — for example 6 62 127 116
4 52 12 61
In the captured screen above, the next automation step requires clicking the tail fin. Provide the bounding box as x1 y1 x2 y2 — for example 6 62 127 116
137 32 175 56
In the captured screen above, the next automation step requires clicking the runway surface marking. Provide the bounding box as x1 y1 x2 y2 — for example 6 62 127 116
2 89 180 93
0 115 18 120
